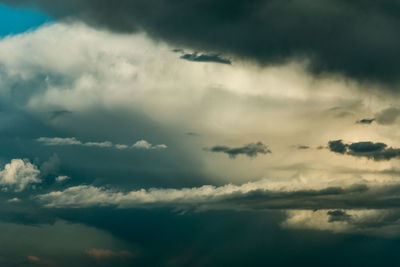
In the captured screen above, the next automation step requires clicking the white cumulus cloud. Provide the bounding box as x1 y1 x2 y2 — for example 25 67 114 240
0 159 41 192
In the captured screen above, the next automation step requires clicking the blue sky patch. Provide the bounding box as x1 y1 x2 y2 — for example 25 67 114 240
0 4 51 37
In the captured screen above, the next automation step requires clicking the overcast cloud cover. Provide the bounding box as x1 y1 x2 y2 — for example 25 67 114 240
1 1 400 266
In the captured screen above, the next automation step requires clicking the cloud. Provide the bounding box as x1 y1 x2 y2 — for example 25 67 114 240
37 137 167 150
327 209 352 222
55 175 70 182
328 140 400 161
356 118 375 124
36 179 376 210
85 248 135 260
180 52 231 64
375 107 400 125
132 140 167 150
282 209 400 237
0 159 41 192
206 142 271 158
40 154 60 177
37 137 82 146
26 255 57 266
8 197 21 203
4 0 400 83
328 140 347 154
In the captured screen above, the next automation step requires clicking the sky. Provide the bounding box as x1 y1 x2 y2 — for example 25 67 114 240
0 4 50 36
1 1 400 266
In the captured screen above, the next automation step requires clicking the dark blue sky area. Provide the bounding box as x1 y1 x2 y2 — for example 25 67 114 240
0 4 51 37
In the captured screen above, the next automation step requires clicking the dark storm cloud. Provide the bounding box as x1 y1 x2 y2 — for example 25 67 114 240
375 107 400 125
328 140 400 161
356 118 375 124
180 52 231 64
4 0 400 83
206 142 271 158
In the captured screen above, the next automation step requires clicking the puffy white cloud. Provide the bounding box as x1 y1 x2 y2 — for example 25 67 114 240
55 175 70 182
0 159 41 192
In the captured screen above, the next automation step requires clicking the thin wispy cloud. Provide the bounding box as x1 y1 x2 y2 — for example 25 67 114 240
37 137 167 150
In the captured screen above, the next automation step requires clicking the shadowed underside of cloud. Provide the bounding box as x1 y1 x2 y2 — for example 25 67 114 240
180 52 231 64
37 137 167 150
206 142 271 158
328 140 400 161
4 0 400 83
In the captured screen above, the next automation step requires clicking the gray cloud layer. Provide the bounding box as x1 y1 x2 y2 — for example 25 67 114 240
4 0 400 83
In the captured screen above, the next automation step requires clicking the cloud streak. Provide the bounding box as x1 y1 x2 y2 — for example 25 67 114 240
35 178 390 211
37 137 167 150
